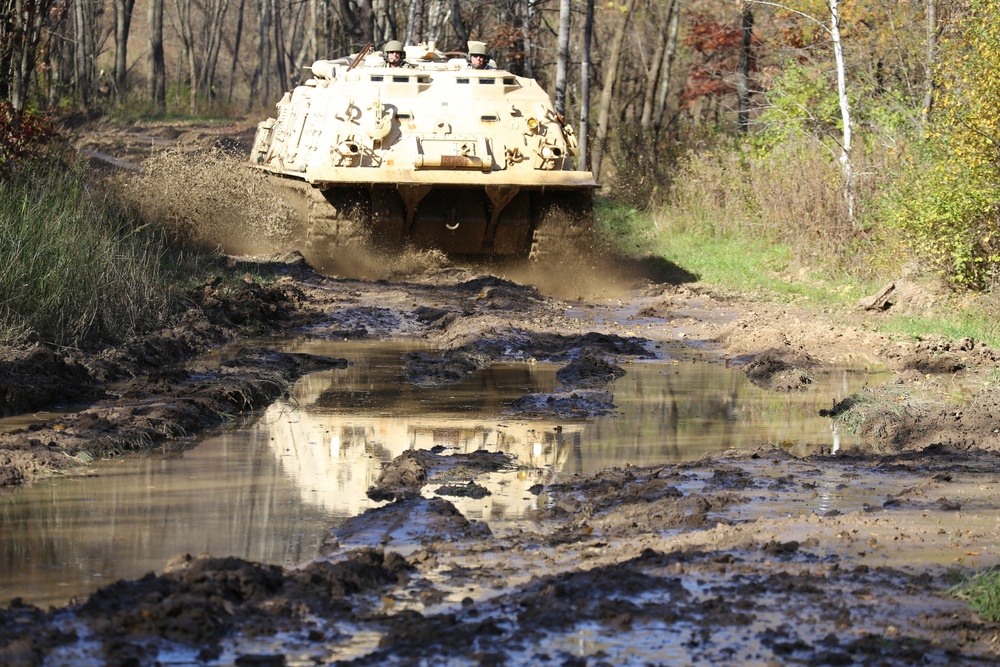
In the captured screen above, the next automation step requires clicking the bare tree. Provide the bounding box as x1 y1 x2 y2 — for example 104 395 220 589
227 0 247 102
579 0 594 171
405 0 424 44
148 0 166 111
198 0 231 107
653 0 679 131
737 0 753 132
248 0 272 109
591 0 637 179
520 0 534 77
920 0 936 135
1 0 56 111
640 1 672 129
448 0 468 48
73 0 100 108
172 0 198 113
112 0 135 97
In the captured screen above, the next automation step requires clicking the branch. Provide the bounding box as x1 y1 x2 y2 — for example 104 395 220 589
746 0 830 35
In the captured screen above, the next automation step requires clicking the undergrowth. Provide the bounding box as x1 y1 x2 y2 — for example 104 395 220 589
0 157 191 348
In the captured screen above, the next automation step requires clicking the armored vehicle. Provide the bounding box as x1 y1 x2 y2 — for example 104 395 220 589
249 42 597 258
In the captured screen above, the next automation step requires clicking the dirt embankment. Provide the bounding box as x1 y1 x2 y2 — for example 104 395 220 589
1 122 999 665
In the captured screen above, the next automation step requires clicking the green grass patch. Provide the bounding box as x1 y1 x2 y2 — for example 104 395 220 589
949 567 1000 621
595 198 1000 347
876 313 1000 349
595 198 872 308
0 157 189 348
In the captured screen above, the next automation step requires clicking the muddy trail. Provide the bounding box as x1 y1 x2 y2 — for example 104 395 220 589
1 121 1000 665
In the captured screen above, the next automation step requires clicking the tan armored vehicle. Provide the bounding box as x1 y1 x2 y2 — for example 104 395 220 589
249 42 597 258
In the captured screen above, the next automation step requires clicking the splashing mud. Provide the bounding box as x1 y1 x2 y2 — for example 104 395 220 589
121 148 303 256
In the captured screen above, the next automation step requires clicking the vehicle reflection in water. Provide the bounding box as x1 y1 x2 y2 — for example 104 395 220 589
0 339 883 607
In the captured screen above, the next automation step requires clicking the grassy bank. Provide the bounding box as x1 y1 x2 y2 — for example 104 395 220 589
0 158 190 348
595 199 1000 349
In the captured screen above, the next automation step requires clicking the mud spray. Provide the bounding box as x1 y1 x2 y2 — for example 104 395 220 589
121 155 669 297
120 148 303 257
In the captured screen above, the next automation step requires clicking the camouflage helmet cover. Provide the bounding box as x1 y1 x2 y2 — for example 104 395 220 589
384 40 404 53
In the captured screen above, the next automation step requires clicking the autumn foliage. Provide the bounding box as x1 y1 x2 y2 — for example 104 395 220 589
0 103 59 178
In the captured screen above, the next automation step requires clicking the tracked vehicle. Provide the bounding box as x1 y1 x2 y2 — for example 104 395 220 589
249 42 597 257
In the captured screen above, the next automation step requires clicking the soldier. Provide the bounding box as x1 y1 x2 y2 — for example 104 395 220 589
467 42 496 70
383 40 413 68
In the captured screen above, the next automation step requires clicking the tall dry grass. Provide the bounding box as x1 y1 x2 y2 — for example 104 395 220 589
0 158 180 347
665 136 888 277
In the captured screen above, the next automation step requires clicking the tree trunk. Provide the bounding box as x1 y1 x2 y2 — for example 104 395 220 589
829 0 855 223
198 0 230 107
425 0 446 46
554 0 571 116
653 0 679 131
248 0 271 109
591 0 636 180
171 0 198 114
737 1 753 132
4 0 55 111
112 0 135 98
520 0 533 78
272 0 289 92
921 0 936 136
295 0 317 71
227 0 246 102
579 0 594 172
448 0 468 48
406 0 426 45
148 0 166 111
640 3 668 129
73 0 97 109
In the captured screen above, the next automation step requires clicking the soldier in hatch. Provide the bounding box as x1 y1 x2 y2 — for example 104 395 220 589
383 40 414 68
467 42 496 70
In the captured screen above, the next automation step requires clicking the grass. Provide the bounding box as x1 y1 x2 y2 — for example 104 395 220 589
596 199 874 308
876 312 1000 349
0 156 190 348
949 568 1000 621
594 197 1000 348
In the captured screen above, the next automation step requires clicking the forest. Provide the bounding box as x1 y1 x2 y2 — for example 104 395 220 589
2 0 999 291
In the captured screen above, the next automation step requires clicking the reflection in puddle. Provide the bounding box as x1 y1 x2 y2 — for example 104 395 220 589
0 339 883 607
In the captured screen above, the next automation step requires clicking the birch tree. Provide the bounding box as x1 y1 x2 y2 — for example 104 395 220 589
829 0 854 222
579 0 594 171
554 0 571 116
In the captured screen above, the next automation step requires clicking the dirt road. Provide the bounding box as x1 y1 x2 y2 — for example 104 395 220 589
1 122 999 666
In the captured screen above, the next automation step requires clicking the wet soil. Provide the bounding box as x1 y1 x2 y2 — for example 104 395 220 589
2 122 1000 665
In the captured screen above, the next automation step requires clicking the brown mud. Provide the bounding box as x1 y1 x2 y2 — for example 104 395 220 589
1 122 999 665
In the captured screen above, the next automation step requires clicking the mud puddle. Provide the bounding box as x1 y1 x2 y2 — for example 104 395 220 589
0 339 884 609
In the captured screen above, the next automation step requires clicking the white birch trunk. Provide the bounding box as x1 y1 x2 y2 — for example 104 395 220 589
554 0 571 117
829 0 855 223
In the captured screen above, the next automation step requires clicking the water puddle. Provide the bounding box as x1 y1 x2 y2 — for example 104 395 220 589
0 339 885 607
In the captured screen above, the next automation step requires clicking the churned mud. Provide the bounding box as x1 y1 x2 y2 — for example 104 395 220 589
1 122 999 665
